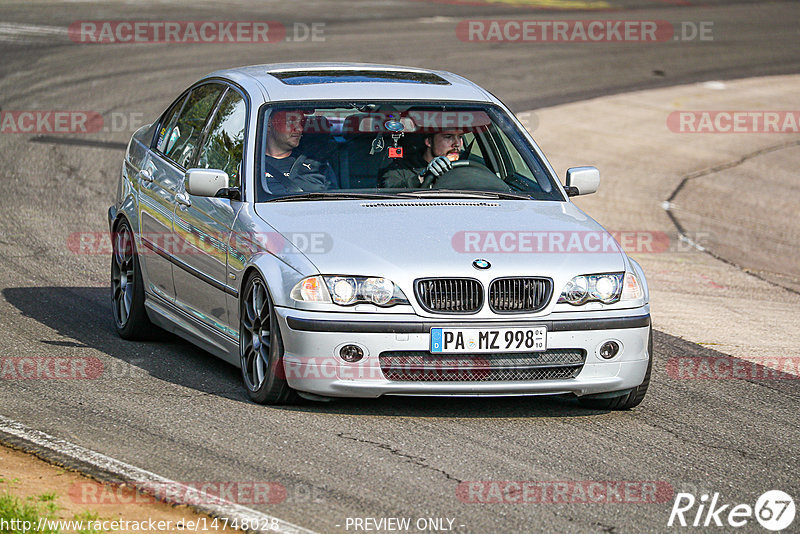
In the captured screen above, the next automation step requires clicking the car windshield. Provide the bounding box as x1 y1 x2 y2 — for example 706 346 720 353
256 101 564 202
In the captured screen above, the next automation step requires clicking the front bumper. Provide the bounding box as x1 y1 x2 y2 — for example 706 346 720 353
275 307 651 398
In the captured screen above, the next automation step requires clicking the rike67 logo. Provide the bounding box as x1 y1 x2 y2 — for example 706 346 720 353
669 490 795 531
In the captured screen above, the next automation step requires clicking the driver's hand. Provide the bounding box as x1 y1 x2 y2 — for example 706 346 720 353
424 156 452 177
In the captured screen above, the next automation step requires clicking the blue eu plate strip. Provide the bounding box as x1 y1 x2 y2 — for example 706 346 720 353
430 328 443 353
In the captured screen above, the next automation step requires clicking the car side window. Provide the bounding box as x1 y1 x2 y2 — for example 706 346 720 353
154 93 188 154
159 83 225 168
195 89 246 188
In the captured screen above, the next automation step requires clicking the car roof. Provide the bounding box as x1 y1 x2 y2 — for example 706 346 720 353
204 62 496 104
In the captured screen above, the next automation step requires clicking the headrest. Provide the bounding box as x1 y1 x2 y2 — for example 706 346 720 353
302 115 332 134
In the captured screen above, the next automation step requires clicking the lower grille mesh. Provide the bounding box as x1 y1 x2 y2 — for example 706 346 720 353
379 349 586 382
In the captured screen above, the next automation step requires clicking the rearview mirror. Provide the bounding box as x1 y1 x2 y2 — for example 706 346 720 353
565 166 600 196
184 168 229 197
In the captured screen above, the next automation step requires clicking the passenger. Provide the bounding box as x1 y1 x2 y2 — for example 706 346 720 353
380 129 465 188
262 110 337 194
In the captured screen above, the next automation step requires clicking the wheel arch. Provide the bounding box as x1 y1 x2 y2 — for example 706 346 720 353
238 253 310 309
110 209 139 256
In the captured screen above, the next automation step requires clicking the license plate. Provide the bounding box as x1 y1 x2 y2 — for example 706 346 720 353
430 327 547 353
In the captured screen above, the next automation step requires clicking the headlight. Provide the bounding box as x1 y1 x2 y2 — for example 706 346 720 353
361 277 395 305
558 273 623 305
561 275 589 304
291 276 408 307
328 276 357 305
590 274 620 301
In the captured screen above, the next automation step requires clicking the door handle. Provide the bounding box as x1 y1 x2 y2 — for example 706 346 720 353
175 192 192 209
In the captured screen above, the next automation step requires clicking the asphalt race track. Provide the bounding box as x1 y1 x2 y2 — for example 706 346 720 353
1 1 799 532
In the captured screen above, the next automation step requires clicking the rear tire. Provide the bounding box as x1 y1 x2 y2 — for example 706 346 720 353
239 273 298 405
111 220 153 340
579 326 652 411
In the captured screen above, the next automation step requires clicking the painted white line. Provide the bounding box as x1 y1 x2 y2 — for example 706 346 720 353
661 201 706 252
0 22 68 43
415 17 459 24
0 415 316 534
677 232 706 252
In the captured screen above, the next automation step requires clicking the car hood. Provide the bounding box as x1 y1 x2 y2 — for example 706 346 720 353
253 199 626 282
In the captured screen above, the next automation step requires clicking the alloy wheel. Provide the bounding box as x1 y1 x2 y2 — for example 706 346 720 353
241 277 272 391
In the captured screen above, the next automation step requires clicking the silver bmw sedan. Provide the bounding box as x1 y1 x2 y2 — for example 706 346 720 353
109 63 651 409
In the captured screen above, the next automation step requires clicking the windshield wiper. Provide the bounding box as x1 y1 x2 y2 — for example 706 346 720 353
266 192 403 202
395 189 532 200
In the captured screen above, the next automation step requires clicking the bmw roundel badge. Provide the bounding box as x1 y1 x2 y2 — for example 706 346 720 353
472 259 491 270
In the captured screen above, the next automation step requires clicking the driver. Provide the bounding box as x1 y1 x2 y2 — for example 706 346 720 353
379 129 464 188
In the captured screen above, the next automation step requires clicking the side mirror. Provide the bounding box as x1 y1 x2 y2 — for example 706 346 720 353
565 166 600 196
184 168 229 197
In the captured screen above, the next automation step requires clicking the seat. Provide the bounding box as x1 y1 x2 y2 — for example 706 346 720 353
297 115 336 163
335 114 393 189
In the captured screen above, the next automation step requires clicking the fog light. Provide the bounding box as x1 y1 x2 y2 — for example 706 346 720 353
599 341 620 359
339 344 364 363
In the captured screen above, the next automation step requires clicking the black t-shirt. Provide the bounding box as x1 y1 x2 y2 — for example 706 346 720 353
264 155 296 181
262 152 337 196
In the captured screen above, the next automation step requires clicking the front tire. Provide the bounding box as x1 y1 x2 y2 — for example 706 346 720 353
239 273 298 404
111 220 152 340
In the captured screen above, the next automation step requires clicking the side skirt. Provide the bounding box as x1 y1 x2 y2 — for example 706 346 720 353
144 292 240 367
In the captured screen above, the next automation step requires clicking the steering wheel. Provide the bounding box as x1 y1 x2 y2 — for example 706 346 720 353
421 159 510 192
